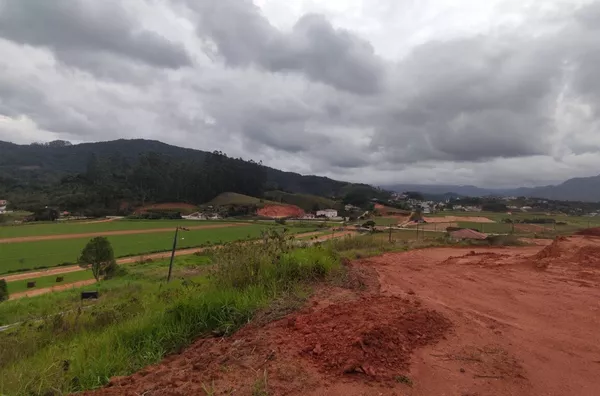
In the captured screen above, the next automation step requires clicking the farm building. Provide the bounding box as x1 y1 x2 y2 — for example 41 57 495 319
316 209 338 218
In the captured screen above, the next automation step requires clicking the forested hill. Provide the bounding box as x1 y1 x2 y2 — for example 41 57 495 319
0 139 385 213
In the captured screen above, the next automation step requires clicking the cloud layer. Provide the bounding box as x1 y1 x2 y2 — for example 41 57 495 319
0 0 599 188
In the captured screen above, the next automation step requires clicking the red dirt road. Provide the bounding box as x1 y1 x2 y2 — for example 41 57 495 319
0 223 245 244
83 236 600 396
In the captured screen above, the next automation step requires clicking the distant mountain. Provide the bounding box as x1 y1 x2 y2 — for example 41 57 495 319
512 175 600 202
0 139 382 198
382 184 505 197
383 177 600 203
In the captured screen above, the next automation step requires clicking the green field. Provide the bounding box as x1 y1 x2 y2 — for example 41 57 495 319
207 192 278 207
0 219 233 239
264 190 340 211
0 224 315 274
7 270 95 294
0 236 342 395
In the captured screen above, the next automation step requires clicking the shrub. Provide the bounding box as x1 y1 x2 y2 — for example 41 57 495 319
78 237 118 281
0 279 8 302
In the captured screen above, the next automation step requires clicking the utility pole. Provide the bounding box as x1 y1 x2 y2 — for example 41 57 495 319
388 226 392 243
167 226 189 283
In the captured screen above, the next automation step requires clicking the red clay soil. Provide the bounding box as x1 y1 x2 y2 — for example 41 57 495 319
258 204 305 219
81 239 600 396
0 223 244 244
528 235 600 269
576 227 600 236
134 203 198 214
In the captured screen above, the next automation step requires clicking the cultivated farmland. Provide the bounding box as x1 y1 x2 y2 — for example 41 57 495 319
0 221 315 274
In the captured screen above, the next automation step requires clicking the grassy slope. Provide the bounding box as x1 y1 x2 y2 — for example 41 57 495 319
0 240 340 395
0 225 315 274
264 190 340 211
206 192 278 207
7 270 94 294
0 219 229 239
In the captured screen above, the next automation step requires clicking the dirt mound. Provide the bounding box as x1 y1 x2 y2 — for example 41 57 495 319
258 204 305 218
286 295 451 379
530 236 600 269
441 252 512 267
576 227 600 237
573 246 600 267
533 236 568 260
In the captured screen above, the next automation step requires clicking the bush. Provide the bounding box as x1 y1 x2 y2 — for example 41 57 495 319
211 229 339 290
362 220 376 228
78 237 118 281
0 279 8 302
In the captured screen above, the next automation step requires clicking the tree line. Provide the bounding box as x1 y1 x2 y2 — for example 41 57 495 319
8 151 267 216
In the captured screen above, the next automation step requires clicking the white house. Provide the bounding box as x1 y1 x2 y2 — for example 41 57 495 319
316 209 338 218
0 200 7 213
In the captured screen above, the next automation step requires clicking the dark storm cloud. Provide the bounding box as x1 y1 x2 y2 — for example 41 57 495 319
187 0 385 94
0 0 191 69
368 34 564 163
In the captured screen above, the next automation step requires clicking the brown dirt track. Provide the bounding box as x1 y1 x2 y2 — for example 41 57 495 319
82 236 600 396
0 223 245 244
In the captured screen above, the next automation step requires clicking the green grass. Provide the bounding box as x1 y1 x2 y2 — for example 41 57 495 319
373 217 401 226
6 270 95 294
0 225 315 275
0 219 233 239
264 190 340 211
0 233 341 395
207 192 278 207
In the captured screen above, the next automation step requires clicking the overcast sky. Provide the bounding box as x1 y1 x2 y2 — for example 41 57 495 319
1 0 599 188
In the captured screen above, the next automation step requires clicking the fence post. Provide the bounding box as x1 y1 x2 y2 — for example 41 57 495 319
167 227 179 283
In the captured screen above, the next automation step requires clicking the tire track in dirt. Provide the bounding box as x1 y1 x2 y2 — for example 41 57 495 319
0 223 246 244
3 231 356 299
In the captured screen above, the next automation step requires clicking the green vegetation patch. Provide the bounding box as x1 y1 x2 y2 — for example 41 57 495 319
264 190 340 211
0 219 228 239
7 271 95 295
0 225 315 275
0 232 340 395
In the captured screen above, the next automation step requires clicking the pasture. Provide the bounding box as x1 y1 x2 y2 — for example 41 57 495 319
0 219 231 239
0 224 315 274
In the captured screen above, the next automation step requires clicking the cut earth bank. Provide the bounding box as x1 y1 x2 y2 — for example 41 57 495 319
82 236 600 396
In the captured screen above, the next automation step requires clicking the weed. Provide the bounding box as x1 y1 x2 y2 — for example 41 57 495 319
394 374 413 387
201 381 216 395
252 369 269 396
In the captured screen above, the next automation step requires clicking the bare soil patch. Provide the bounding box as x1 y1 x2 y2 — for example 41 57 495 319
257 204 305 218
82 238 600 395
577 227 600 237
